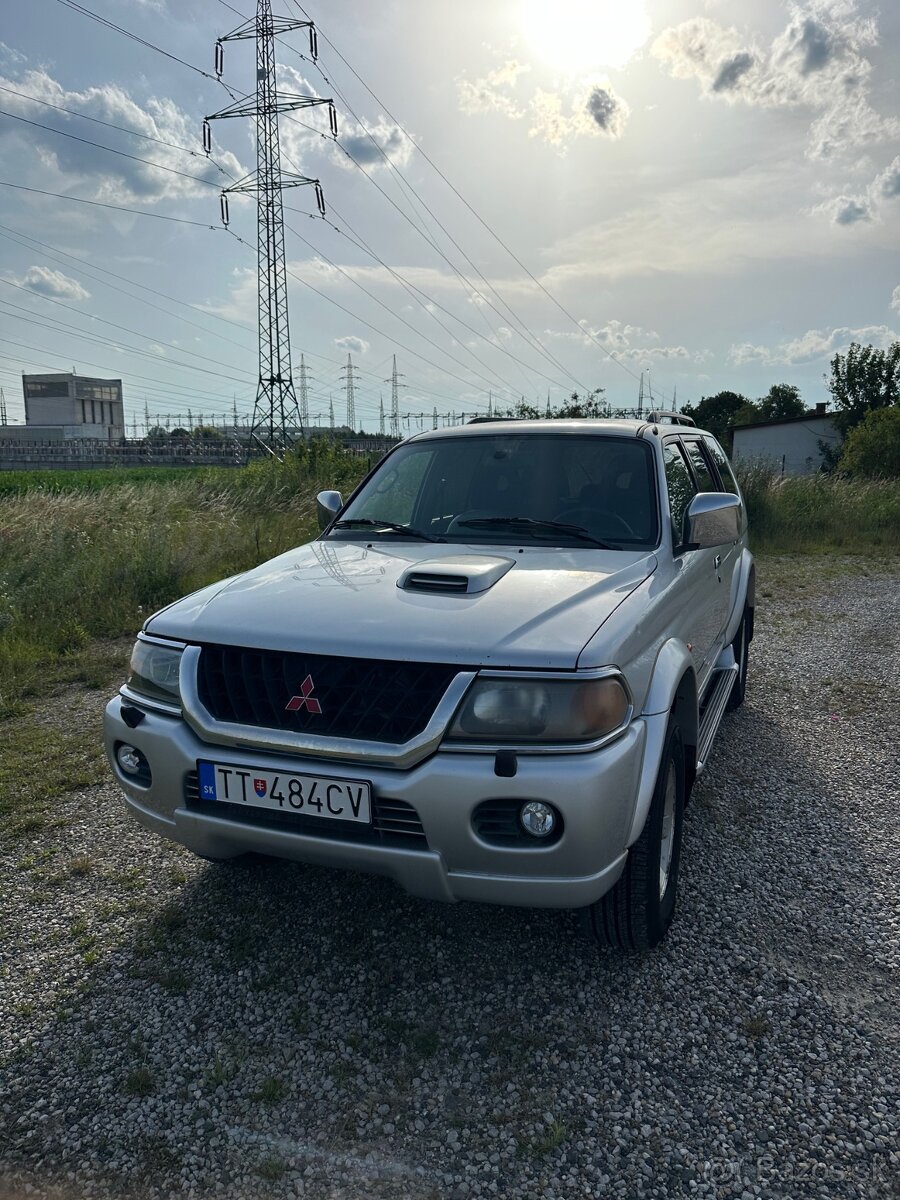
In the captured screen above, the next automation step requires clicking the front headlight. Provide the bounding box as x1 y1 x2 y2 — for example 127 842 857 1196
447 675 631 744
127 639 183 704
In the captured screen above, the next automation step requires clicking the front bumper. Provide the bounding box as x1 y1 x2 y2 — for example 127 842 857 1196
104 695 647 908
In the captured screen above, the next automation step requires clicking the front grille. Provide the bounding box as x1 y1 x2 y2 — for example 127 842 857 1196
184 772 428 850
196 645 459 745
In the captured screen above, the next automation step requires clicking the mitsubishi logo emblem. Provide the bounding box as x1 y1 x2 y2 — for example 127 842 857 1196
286 674 322 714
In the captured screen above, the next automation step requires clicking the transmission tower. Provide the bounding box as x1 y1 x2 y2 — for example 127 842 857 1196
328 394 335 430
379 395 385 435
341 354 360 432
386 355 404 439
297 353 310 428
0 387 6 425
206 2 337 457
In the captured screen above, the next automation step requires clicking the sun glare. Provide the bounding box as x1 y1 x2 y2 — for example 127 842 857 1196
519 0 651 73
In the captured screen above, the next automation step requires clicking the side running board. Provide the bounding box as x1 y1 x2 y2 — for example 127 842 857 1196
696 651 739 774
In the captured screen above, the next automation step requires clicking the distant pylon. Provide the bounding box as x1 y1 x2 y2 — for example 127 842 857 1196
206 1 337 457
298 353 310 427
487 391 493 417
340 354 360 432
0 387 6 424
386 355 404 439
637 371 644 417
328 394 335 430
545 390 552 419
379 395 385 436
432 406 438 429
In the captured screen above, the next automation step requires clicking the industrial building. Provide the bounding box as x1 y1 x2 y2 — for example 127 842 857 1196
0 372 125 442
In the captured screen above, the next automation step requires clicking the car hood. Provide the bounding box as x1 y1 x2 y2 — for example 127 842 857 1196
146 540 657 669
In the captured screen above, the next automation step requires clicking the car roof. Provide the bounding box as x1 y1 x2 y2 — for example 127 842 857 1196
404 418 715 442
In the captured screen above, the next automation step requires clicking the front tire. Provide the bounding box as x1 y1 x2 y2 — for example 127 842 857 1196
582 720 686 951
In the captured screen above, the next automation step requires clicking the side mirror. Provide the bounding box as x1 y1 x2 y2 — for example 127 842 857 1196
684 493 741 549
316 489 343 531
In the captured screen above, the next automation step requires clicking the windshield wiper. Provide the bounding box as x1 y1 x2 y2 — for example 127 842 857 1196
332 517 440 542
457 516 617 550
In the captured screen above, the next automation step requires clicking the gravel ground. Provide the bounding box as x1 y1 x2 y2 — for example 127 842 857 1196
1 555 898 1200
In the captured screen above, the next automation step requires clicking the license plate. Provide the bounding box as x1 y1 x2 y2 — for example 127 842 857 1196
197 761 371 824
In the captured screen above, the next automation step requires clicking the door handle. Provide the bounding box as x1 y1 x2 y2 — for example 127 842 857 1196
714 554 721 570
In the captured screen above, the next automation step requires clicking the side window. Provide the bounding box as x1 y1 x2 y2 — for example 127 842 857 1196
703 436 740 495
352 449 433 525
683 439 717 492
663 440 697 547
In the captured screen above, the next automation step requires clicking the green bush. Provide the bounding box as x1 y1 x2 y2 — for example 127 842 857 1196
838 406 900 477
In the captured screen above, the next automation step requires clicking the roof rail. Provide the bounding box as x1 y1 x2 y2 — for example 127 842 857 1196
645 410 696 427
466 416 520 424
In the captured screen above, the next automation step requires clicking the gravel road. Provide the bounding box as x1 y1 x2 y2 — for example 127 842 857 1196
1 556 898 1200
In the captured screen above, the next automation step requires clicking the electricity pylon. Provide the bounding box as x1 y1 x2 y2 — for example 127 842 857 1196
206 1 337 457
379 395 385 435
340 354 361 432
297 353 310 428
386 355 403 439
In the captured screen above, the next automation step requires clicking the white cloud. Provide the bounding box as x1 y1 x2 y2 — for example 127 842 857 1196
891 286 900 315
0 65 246 204
818 193 872 225
333 335 369 355
651 3 898 162
729 323 900 366
872 155 900 200
458 60 530 119
277 67 412 173
545 318 705 362
15 265 90 301
458 54 629 146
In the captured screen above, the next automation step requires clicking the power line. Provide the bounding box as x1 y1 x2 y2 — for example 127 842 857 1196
0 224 477 412
52 0 236 95
0 278 256 382
0 343 254 412
0 83 236 179
0 180 220 226
0 107 230 192
289 0 684 406
0 302 254 391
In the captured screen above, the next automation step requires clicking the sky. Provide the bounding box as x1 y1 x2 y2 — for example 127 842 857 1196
0 0 898 431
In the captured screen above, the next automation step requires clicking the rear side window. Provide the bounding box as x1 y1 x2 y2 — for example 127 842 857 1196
663 440 697 546
683 439 717 492
703 436 740 495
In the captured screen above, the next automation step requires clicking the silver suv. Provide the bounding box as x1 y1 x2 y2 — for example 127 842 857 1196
104 415 753 950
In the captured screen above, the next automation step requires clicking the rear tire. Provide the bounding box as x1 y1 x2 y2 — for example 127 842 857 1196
582 720 686 951
726 606 751 711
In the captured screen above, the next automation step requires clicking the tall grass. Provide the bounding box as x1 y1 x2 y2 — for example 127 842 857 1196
735 462 900 553
0 443 370 715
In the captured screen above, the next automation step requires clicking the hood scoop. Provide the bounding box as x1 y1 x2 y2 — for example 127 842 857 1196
398 555 515 596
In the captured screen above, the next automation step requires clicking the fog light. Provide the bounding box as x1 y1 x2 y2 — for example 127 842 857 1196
116 744 143 775
520 801 556 838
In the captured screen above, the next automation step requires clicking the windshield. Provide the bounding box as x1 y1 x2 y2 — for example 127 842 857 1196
329 432 659 549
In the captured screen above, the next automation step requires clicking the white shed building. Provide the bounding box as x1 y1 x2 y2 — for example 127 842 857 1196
731 410 841 476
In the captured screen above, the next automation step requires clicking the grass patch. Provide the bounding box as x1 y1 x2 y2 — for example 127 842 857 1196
518 1119 568 1157
0 443 369 719
736 464 900 554
257 1156 288 1183
253 1076 287 1103
0 720 106 837
124 1066 155 1097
